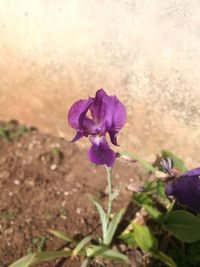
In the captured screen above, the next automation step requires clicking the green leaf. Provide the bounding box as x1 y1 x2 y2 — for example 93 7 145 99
133 223 157 252
104 209 124 246
152 250 177 267
93 201 108 241
9 254 35 267
143 204 164 223
48 229 76 245
133 192 153 206
72 235 92 256
119 232 136 247
162 150 187 173
119 151 157 173
86 245 129 263
9 250 71 267
164 210 200 242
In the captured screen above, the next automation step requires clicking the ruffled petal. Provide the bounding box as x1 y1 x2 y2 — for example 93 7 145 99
102 94 127 132
88 136 115 167
90 89 126 145
68 98 93 130
90 89 107 124
165 175 200 212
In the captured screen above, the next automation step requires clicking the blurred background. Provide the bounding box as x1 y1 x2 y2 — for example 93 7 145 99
0 0 200 166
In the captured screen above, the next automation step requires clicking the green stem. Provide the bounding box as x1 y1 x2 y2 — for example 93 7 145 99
106 166 113 224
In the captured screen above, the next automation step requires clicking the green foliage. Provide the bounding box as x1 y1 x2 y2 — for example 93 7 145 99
119 151 157 173
27 236 48 254
93 200 108 241
133 179 170 222
0 210 16 219
0 121 28 141
164 210 200 243
119 232 136 247
86 245 129 263
168 241 200 267
127 149 200 266
133 223 157 252
9 250 71 267
152 251 177 267
9 149 199 267
32 236 48 252
72 236 92 256
48 229 77 244
143 204 164 223
103 209 124 246
51 146 61 157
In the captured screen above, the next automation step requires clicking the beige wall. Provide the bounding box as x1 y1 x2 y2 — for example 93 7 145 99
0 0 200 166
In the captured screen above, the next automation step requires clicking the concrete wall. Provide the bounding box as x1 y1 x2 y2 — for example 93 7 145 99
0 0 200 166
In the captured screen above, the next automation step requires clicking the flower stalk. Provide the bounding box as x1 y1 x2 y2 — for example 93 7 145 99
106 166 113 224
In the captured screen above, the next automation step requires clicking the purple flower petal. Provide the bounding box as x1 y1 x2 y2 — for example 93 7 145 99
182 167 200 177
90 89 107 125
90 89 126 145
165 174 200 212
108 131 119 146
88 136 116 167
70 131 84 143
102 94 126 132
68 98 93 130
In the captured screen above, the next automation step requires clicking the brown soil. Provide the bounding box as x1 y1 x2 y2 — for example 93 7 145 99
0 121 147 267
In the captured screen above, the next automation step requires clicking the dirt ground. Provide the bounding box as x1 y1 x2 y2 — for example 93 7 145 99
0 121 148 267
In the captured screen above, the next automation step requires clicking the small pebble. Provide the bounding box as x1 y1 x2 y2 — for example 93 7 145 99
64 191 69 196
76 208 81 214
14 179 20 185
26 180 35 187
50 164 57 171
8 192 13 196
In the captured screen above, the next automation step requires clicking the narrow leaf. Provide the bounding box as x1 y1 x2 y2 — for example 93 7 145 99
9 251 71 267
104 209 124 246
9 254 35 267
143 204 164 223
164 210 200 242
133 223 157 252
48 229 76 244
93 201 108 241
86 245 129 263
72 235 92 256
30 251 71 265
119 151 157 173
152 250 177 267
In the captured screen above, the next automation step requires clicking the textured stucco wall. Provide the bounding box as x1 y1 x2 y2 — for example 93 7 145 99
0 0 200 166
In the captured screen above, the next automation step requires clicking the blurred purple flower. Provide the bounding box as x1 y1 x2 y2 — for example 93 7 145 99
68 89 126 167
165 167 200 212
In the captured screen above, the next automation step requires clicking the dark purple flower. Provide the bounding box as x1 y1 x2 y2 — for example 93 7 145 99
68 89 126 167
165 167 200 212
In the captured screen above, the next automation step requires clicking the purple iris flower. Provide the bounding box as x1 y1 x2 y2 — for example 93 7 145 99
165 168 200 212
68 89 126 167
